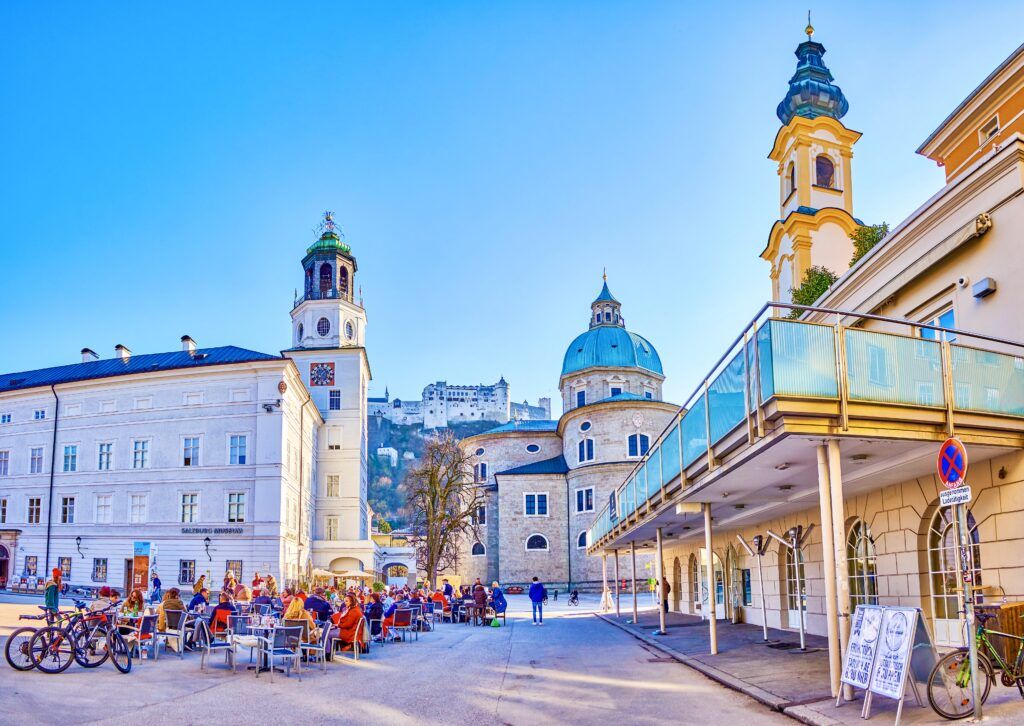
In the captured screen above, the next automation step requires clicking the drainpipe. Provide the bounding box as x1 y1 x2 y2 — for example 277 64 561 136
565 477 572 593
44 384 60 574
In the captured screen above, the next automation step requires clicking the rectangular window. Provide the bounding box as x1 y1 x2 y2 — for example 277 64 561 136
0 497 6 524
326 474 340 497
24 555 37 575
474 462 488 483
34 409 46 420
578 438 595 463
95 494 112 524
182 437 200 467
92 558 108 582
525 493 548 517
980 116 1000 142
742 569 752 606
919 308 956 342
610 386 622 397
229 435 247 465
180 493 199 523
576 390 586 408
644 391 653 400
30 447 43 474
329 390 341 410
0 450 8 476
132 440 149 469
63 445 78 472
473 505 487 526
27 497 41 524
575 487 594 513
225 560 242 581
58 556 71 578
97 442 113 471
227 492 246 523
867 344 890 387
326 516 339 540
61 496 75 524
0 413 10 423
130 493 147 524
326 428 341 451
178 560 195 585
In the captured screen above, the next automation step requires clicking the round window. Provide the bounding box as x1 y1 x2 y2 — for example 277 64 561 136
580 421 592 432
345 321 355 340
526 444 540 453
475 447 485 456
317 317 331 336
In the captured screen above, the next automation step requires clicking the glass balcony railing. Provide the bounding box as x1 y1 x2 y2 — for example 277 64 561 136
587 307 1024 549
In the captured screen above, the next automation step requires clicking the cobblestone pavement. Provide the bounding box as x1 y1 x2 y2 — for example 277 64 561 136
1 594 789 725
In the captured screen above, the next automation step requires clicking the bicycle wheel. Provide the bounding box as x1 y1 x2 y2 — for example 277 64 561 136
927 649 993 720
29 627 75 674
107 631 131 674
5 627 38 671
73 628 110 668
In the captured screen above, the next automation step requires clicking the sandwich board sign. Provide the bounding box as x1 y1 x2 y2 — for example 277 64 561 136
863 607 939 724
840 605 883 692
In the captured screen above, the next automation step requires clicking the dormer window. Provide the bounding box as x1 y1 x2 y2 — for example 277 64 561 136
815 155 835 189
980 116 1000 143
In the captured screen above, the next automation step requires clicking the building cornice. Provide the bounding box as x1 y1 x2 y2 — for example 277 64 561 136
761 206 860 261
556 398 678 437
768 115 862 162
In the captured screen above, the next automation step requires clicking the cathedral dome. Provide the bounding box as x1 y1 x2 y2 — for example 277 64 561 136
561 325 662 377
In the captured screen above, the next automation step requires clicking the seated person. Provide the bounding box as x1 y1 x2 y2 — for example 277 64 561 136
251 590 273 610
490 582 507 615
381 594 409 638
330 594 368 654
188 588 209 612
209 592 238 635
283 596 320 643
364 594 384 638
121 589 146 618
157 588 187 636
304 587 333 623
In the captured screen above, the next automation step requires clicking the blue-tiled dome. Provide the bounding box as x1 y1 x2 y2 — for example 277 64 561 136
561 326 663 377
776 40 849 125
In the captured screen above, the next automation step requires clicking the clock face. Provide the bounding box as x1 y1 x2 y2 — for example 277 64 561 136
309 362 335 387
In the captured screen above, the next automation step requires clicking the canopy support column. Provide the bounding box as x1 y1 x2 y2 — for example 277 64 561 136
704 503 718 655
656 527 666 635
614 549 621 617
817 443 841 698
630 541 639 624
828 439 853 702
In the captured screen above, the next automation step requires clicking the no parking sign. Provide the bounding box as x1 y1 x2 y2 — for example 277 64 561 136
937 437 968 488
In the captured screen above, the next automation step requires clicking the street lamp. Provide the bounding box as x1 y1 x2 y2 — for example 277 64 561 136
203 536 212 561
75 536 84 559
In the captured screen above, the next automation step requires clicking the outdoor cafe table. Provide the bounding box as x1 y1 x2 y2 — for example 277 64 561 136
248 623 286 674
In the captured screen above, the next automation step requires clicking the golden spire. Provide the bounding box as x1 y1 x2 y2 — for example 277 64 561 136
805 10 814 40
602 267 607 282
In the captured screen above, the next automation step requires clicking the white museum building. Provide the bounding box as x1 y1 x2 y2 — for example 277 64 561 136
0 213 387 593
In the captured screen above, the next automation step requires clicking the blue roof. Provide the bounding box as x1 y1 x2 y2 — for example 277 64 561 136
561 326 663 377
479 420 559 435
498 455 569 476
777 39 849 125
0 346 282 393
593 281 619 304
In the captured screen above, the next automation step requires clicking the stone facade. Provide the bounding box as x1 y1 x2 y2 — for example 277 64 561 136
368 380 551 429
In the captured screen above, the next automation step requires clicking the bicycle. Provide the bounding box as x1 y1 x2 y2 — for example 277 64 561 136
926 609 1024 719
4 606 64 671
567 589 580 606
29 602 132 674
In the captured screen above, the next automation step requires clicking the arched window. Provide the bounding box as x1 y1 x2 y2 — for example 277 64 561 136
688 554 700 612
785 547 806 624
847 520 878 607
474 462 488 482
786 162 796 197
319 262 333 293
627 433 650 458
928 506 982 646
471 542 485 556
578 438 595 463
526 534 548 551
339 266 349 297
296 323 304 342
305 267 313 294
816 155 835 189
577 531 587 549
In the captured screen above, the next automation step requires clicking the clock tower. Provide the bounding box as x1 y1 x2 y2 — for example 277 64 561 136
284 211 376 579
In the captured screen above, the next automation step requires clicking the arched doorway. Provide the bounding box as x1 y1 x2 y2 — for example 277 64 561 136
928 506 981 646
671 557 682 612
698 549 727 620
0 544 9 589
688 554 699 614
725 545 741 621
847 519 878 609
782 545 806 632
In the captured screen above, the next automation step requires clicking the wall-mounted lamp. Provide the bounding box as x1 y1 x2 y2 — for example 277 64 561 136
203 536 212 562
75 536 84 559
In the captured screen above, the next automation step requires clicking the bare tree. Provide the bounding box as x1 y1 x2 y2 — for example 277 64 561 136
405 431 486 586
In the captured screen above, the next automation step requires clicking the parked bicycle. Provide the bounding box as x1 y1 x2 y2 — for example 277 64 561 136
4 607 62 671
927 609 1024 719
28 601 132 674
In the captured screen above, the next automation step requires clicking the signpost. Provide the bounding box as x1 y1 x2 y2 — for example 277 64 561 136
937 437 982 721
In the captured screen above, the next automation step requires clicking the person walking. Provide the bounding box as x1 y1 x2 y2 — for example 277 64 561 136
43 568 62 615
150 571 163 604
528 576 546 625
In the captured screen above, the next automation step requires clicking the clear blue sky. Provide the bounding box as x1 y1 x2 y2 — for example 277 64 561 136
3 2 1023 414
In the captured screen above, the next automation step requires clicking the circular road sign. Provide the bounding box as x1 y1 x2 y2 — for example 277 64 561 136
937 437 968 489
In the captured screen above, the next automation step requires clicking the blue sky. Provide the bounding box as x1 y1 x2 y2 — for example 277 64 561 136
3 2 1023 414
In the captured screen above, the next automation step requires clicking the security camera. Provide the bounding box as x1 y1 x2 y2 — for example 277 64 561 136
956 276 970 289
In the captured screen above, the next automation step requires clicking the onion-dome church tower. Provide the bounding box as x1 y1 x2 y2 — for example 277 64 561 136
761 19 862 303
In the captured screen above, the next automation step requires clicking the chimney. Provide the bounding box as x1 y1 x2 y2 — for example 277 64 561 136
81 348 99 363
181 335 197 355
115 344 131 362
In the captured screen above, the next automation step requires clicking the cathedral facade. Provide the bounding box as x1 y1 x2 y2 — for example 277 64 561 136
454 281 678 589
